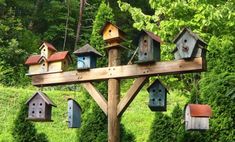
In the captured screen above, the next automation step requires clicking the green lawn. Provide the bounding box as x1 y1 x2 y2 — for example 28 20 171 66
0 85 187 142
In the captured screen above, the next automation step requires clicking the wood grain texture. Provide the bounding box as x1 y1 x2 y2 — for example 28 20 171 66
81 82 107 115
117 77 148 117
31 57 206 86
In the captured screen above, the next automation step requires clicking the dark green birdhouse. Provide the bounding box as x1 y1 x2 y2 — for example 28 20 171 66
135 30 162 64
172 28 207 60
147 79 168 111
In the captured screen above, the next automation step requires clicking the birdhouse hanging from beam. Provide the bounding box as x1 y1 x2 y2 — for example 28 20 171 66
172 28 207 60
25 91 57 122
184 104 212 131
74 44 102 70
100 21 126 45
135 30 162 64
68 98 82 128
147 79 168 111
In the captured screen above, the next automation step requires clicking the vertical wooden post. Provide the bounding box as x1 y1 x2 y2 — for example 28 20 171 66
108 48 121 142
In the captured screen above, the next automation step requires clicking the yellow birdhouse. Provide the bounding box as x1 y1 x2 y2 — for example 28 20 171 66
100 21 126 44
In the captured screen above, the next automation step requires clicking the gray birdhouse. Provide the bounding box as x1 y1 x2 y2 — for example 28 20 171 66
74 44 102 70
135 30 162 64
68 98 82 128
185 104 212 131
172 28 207 60
25 91 56 122
147 79 168 111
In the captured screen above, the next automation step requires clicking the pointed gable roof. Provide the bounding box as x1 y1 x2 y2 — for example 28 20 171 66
173 28 207 46
147 79 169 93
25 91 57 107
40 42 57 52
186 104 212 117
134 30 162 45
25 55 44 65
73 44 102 57
48 51 72 62
100 21 125 36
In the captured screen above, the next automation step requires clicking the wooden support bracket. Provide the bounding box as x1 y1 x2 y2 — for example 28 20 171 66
31 57 206 86
81 82 108 115
117 77 149 117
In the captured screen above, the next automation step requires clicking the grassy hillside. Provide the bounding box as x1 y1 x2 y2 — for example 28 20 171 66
0 85 187 142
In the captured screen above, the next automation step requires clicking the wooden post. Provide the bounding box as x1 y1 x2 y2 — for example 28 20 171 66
108 48 121 142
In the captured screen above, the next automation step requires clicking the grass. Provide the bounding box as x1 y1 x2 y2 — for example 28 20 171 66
0 85 188 142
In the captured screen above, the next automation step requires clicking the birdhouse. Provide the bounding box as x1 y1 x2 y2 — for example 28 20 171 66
25 55 48 74
25 91 56 122
172 28 207 60
135 30 162 64
147 79 168 111
40 42 57 59
185 104 212 131
100 21 125 44
47 51 72 73
74 44 102 70
68 98 82 128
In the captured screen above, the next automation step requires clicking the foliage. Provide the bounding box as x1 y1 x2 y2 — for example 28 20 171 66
12 101 48 142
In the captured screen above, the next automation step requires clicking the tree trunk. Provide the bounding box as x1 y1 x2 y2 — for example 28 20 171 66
63 0 70 50
28 0 44 31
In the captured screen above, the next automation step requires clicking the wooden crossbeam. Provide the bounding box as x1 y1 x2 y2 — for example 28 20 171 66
117 77 149 117
81 82 108 115
31 57 205 86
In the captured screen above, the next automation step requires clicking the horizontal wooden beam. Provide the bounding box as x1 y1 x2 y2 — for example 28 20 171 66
81 82 107 115
117 77 148 117
31 57 206 86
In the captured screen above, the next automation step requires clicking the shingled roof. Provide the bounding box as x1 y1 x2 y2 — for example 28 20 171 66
25 55 43 65
25 91 57 107
187 104 212 117
40 42 57 51
74 44 102 57
134 30 162 45
48 51 72 62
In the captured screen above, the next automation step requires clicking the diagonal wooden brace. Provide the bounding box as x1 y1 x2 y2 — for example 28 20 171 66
81 82 108 115
117 77 149 117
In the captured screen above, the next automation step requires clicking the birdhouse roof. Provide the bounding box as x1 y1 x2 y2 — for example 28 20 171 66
100 21 125 36
40 42 57 51
134 30 162 45
147 79 169 93
48 51 72 62
187 104 212 117
173 28 207 47
68 98 82 111
25 55 44 65
25 91 57 107
73 44 102 57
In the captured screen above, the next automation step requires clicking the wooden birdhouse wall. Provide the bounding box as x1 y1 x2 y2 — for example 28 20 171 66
28 95 47 119
48 61 63 72
40 60 48 73
68 99 81 128
138 35 160 62
41 45 54 59
176 31 197 59
29 65 41 74
103 24 119 41
77 55 97 69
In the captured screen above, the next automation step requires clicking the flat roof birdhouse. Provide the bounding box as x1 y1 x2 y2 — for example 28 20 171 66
74 44 102 70
100 21 126 44
68 98 82 128
172 28 207 60
135 30 162 64
25 91 57 122
147 79 168 111
185 104 212 131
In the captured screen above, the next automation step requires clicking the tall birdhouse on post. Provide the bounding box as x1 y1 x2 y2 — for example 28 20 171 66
74 44 102 70
25 91 56 122
135 30 162 64
185 104 212 131
147 79 168 111
100 21 126 45
68 98 82 128
172 28 207 60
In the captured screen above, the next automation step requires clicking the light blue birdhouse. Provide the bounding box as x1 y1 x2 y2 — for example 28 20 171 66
74 44 102 70
147 79 168 111
68 98 82 128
